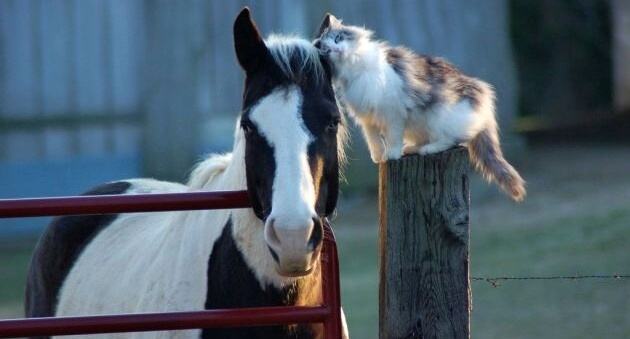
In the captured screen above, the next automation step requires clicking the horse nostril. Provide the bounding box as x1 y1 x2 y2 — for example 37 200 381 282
264 218 282 248
314 39 321 49
308 217 323 251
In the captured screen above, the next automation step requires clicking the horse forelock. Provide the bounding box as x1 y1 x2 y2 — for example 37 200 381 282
265 35 326 85
262 36 347 178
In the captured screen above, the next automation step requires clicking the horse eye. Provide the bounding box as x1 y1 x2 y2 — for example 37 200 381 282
334 34 343 43
326 118 340 133
241 121 254 134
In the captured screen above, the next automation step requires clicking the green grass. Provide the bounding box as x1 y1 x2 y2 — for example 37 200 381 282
332 202 630 339
336 223 379 339
0 238 37 317
470 208 630 339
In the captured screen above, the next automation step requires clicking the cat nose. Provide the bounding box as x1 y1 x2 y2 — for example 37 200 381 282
314 39 330 55
319 45 331 55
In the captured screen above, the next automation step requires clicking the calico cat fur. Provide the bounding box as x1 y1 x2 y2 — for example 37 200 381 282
315 14 525 201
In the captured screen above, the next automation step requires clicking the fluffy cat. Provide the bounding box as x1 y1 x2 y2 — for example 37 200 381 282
314 14 526 201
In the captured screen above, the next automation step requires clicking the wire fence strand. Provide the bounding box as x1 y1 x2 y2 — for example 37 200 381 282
472 274 630 287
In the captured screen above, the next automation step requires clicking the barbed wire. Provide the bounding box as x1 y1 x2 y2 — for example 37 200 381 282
472 274 630 287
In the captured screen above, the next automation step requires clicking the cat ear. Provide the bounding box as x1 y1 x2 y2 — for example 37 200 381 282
233 7 269 73
329 14 341 25
317 13 332 36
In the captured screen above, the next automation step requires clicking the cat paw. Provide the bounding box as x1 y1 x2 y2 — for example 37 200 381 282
419 143 453 155
368 151 384 164
383 149 403 162
418 146 434 155
402 145 421 155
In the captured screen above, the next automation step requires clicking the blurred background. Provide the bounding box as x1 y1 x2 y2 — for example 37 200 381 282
1 0 629 338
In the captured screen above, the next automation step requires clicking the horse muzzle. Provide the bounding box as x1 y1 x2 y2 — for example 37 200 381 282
264 216 323 277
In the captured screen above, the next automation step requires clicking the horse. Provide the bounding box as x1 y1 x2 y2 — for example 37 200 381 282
25 8 349 339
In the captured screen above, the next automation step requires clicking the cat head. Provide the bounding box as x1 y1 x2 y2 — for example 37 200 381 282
314 13 373 63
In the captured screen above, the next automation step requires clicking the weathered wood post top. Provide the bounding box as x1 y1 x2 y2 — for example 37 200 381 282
379 147 470 339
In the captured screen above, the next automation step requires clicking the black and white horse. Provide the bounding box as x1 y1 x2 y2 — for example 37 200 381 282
25 8 349 339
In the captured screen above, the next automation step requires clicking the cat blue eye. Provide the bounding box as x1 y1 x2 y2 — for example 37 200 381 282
334 34 343 43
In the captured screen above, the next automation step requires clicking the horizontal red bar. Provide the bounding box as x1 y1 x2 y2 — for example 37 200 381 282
0 306 330 338
0 190 251 218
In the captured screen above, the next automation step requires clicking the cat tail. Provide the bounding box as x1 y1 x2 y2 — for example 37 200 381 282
468 123 526 202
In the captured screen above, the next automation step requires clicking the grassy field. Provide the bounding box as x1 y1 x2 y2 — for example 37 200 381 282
1 144 629 338
0 238 34 318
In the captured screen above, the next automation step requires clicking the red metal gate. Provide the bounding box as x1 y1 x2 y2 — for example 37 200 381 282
0 190 343 338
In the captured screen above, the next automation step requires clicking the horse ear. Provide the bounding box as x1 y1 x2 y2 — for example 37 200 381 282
234 7 268 73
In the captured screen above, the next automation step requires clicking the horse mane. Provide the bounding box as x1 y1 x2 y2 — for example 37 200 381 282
188 153 233 189
265 35 325 85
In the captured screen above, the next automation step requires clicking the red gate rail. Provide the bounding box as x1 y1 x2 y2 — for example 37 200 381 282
0 190 342 338
0 306 329 337
0 190 251 218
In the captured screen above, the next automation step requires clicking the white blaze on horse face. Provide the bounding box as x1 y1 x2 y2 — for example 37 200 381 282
249 86 318 273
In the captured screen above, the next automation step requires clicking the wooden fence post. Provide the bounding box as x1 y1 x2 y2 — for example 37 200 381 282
379 147 470 339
